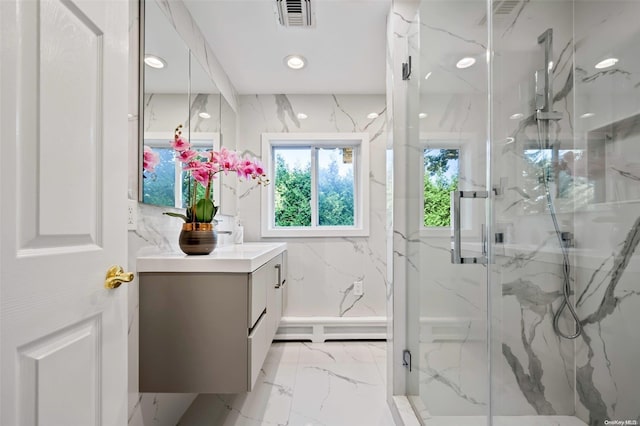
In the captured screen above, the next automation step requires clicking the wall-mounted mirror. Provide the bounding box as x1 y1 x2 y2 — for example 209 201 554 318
140 0 237 215
219 95 237 215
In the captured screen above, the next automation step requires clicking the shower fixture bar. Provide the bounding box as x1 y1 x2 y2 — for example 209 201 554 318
537 28 553 114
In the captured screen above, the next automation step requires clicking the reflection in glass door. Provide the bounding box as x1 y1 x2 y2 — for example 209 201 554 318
405 0 490 423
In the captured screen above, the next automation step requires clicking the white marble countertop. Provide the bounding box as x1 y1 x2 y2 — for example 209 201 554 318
137 242 287 273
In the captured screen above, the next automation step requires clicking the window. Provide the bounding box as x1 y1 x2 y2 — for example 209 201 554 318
421 143 461 229
261 133 369 237
142 132 219 207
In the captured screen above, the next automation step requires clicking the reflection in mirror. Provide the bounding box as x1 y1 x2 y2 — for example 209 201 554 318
141 0 189 207
142 132 220 207
141 1 223 208
219 96 237 216
140 0 239 213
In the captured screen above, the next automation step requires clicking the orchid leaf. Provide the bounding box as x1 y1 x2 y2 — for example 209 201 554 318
195 198 215 223
163 212 188 222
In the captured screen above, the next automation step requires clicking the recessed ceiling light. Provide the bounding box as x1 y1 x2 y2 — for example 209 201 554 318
198 112 211 119
367 112 379 119
595 57 618 69
285 55 306 70
580 112 595 119
456 57 476 69
424 72 432 80
509 113 524 120
296 112 308 120
418 113 428 119
144 54 166 69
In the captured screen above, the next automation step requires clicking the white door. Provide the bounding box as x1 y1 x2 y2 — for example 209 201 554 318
1 0 129 425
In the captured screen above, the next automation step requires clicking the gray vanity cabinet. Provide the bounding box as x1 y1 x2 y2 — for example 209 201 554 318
138 251 286 393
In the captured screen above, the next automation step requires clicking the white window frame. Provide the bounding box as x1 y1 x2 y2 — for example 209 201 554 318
420 134 472 237
143 132 220 208
261 133 370 238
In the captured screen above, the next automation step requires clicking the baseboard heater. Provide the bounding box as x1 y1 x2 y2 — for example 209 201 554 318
274 316 481 343
275 316 387 343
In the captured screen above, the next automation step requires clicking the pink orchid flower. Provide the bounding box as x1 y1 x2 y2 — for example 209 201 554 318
143 146 160 173
177 149 198 163
212 147 239 173
183 160 203 172
237 157 256 179
253 158 265 176
192 168 211 187
171 136 190 152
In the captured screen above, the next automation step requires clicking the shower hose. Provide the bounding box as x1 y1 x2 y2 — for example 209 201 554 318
535 118 583 339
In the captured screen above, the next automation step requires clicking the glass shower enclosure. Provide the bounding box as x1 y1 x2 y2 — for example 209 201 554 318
391 0 640 425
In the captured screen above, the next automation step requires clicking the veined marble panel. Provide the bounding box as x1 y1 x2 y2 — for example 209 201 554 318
143 93 221 133
420 415 587 426
493 252 576 416
178 342 394 426
571 1 640 425
237 94 388 318
573 214 640 426
154 0 237 110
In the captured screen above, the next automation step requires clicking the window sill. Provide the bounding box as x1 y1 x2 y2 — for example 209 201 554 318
261 226 369 238
419 227 451 238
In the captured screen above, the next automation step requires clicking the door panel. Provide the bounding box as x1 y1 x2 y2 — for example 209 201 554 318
19 317 100 426
38 0 102 242
1 0 129 425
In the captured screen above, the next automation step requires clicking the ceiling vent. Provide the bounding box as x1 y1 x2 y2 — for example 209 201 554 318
276 0 313 27
478 0 520 25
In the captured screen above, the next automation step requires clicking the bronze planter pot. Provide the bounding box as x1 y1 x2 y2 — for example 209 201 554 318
179 223 217 255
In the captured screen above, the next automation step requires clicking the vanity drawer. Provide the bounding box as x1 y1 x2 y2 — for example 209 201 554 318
248 255 280 328
247 310 269 390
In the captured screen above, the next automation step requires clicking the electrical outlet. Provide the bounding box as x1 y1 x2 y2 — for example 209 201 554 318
353 280 364 296
127 199 137 230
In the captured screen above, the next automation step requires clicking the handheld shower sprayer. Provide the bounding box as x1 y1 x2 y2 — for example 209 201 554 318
533 28 582 340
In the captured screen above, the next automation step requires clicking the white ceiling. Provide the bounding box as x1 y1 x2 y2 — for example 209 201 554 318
183 0 391 95
146 0 640 98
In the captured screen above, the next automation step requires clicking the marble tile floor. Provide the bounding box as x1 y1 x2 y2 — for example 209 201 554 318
178 341 395 426
419 416 588 426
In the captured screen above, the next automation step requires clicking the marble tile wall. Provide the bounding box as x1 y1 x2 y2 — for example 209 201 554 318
155 0 237 110
572 2 640 425
489 0 640 423
489 0 578 418
143 93 221 134
236 94 388 318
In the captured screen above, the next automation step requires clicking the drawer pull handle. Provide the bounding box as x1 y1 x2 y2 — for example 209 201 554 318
274 264 282 288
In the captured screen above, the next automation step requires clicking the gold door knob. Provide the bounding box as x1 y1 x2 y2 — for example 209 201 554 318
104 265 134 289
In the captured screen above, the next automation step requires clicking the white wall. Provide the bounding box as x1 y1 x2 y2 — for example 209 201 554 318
236 94 388 318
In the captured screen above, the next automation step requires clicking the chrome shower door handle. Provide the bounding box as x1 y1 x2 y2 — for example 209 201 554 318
450 190 488 265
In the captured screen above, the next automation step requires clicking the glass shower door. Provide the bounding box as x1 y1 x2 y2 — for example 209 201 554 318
405 0 491 423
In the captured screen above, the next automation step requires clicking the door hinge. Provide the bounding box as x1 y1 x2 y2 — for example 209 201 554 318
402 349 412 372
402 56 412 80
